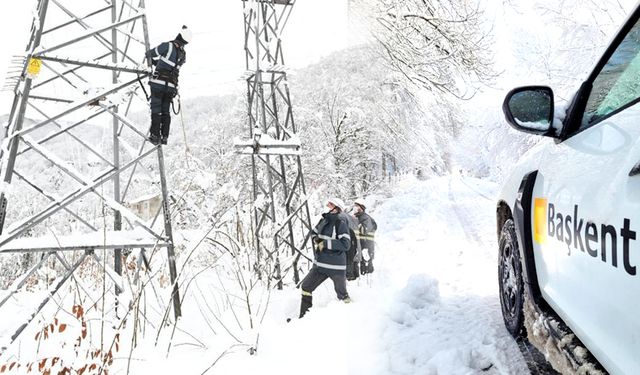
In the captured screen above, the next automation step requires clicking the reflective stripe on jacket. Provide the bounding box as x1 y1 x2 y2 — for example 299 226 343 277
355 211 377 248
311 212 351 275
146 41 186 89
355 232 376 241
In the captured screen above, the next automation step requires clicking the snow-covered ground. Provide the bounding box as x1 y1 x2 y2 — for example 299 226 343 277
0 175 533 374
124 175 529 374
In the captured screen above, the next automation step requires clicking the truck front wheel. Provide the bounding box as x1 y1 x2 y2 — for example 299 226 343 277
498 218 525 338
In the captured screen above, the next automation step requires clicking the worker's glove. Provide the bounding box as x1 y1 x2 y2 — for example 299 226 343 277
313 237 324 252
136 62 152 76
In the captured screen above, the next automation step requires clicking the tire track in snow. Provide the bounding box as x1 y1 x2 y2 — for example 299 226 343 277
368 176 530 375
447 176 558 375
459 176 494 201
447 176 483 246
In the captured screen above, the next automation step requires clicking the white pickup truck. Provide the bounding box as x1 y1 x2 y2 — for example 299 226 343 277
497 4 640 375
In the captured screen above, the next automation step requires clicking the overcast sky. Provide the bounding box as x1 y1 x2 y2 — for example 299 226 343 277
0 0 353 114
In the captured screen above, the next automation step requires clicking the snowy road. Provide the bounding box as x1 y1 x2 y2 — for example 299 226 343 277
206 175 531 374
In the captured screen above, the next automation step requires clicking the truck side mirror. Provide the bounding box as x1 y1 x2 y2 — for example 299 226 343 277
503 86 556 137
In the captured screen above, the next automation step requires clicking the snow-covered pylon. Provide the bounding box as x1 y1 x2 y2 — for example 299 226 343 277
0 0 181 354
235 0 313 289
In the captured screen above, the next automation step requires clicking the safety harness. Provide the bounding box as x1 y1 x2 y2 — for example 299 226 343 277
149 41 185 90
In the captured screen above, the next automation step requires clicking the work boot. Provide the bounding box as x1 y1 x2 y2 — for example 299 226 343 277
161 113 171 140
149 113 162 141
299 294 312 318
148 134 161 146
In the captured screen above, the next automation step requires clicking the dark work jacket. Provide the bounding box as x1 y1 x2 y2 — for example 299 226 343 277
311 212 351 275
146 40 186 93
355 211 377 250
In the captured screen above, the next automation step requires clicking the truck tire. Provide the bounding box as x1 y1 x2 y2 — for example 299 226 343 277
498 218 525 338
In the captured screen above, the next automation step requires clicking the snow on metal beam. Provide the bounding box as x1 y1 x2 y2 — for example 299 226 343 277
0 230 169 254
37 55 149 74
234 133 301 155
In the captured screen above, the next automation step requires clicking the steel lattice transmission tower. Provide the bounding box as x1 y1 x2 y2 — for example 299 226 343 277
0 0 181 350
237 0 312 288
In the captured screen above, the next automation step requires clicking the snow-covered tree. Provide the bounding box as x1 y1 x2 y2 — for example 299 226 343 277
455 0 636 181
292 45 451 200
360 0 495 99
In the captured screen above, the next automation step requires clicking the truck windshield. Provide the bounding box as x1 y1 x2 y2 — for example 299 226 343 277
583 18 640 128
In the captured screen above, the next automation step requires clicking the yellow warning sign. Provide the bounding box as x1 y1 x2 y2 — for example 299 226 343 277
26 58 42 79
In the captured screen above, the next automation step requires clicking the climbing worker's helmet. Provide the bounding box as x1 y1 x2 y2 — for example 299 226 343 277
178 25 192 44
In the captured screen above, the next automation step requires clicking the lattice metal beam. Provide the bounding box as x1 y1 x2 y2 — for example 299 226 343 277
237 0 312 288
0 0 181 354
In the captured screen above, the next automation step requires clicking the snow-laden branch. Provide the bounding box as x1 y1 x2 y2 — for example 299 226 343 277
360 0 496 99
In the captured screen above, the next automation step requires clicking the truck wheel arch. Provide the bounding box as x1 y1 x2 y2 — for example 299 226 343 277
499 171 547 309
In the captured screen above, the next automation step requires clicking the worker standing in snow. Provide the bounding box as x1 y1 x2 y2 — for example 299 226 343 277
353 199 377 274
299 198 352 318
145 25 191 145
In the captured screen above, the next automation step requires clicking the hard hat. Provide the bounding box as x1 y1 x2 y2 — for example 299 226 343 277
179 25 192 43
326 197 345 212
354 198 366 210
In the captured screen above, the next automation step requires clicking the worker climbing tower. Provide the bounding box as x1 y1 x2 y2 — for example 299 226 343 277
237 0 312 288
0 0 181 352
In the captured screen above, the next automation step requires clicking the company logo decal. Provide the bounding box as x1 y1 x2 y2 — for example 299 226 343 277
534 198 636 276
533 198 547 244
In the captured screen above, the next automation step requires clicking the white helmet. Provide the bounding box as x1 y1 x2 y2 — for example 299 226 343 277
179 25 192 43
326 197 345 212
354 198 366 210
